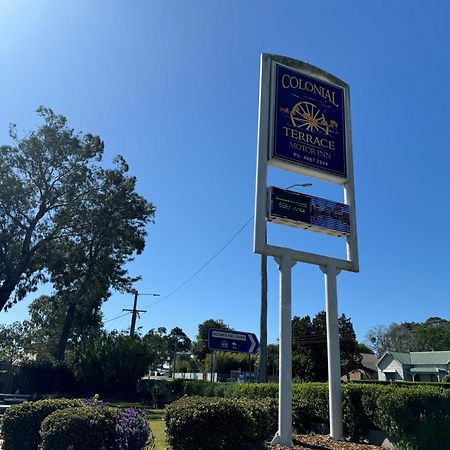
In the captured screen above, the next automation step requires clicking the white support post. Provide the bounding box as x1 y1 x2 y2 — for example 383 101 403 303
271 253 296 447
322 264 343 440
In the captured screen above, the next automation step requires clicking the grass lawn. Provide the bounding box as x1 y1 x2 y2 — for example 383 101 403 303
109 402 166 450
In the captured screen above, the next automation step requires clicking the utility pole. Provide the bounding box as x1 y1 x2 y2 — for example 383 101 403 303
123 290 160 336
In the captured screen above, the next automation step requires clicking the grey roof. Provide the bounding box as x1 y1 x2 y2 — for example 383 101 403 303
410 351 450 365
389 351 411 365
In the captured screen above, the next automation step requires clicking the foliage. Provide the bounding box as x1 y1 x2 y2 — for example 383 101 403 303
39 406 119 450
13 360 76 395
136 379 174 408
204 350 256 376
73 331 152 397
191 319 232 363
0 107 155 363
292 311 361 381
164 396 275 450
24 294 104 360
116 407 153 450
373 385 450 450
0 321 30 364
1 398 82 450
0 106 105 311
366 317 450 355
355 341 374 355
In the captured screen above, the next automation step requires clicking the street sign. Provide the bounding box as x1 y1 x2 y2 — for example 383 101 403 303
267 186 350 237
207 328 260 355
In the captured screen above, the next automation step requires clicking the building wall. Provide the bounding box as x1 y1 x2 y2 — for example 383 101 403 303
378 354 406 381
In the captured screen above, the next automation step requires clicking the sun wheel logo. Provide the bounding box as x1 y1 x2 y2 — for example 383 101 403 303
289 101 338 136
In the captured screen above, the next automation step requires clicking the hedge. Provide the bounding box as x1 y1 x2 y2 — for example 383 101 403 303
163 381 450 449
40 406 119 450
2 398 83 450
164 396 277 450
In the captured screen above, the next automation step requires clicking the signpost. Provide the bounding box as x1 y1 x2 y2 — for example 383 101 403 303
207 328 260 354
254 54 359 446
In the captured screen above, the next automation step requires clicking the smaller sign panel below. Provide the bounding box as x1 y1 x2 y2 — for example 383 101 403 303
208 329 260 355
267 186 350 237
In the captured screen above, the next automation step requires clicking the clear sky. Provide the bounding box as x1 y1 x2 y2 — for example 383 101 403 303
1 0 449 345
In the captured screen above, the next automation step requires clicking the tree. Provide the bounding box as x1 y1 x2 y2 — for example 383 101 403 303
0 322 30 364
355 342 374 355
366 321 430 355
143 327 170 373
266 343 279 378
167 327 191 373
415 317 450 351
292 311 361 381
0 107 104 311
191 319 232 363
49 155 154 360
24 294 103 360
74 331 152 396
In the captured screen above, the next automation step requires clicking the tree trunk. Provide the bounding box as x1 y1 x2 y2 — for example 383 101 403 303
56 284 87 361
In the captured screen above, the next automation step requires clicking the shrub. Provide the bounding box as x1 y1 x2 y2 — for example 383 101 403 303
13 360 76 395
292 383 329 432
165 397 253 450
2 398 82 450
373 386 450 450
40 406 119 450
116 407 153 450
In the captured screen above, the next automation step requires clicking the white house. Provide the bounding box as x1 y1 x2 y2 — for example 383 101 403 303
377 351 450 382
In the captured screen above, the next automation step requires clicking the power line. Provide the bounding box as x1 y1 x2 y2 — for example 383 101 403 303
147 215 254 310
104 311 131 323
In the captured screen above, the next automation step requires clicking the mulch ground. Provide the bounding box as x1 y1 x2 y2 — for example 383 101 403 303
265 434 382 450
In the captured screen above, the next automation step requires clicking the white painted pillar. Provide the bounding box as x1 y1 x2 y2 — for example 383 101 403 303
271 254 296 447
322 264 343 440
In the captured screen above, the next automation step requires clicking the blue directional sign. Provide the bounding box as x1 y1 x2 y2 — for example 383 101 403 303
208 328 260 355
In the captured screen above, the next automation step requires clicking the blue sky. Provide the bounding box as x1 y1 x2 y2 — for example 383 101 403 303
1 1 449 345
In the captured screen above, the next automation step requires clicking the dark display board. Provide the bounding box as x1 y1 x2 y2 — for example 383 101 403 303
271 63 347 180
268 186 350 237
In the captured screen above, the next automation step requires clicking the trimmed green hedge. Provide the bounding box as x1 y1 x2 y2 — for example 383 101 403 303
164 396 277 450
2 398 83 450
40 406 119 450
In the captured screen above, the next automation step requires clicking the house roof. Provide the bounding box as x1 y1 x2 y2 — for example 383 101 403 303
410 351 450 365
361 353 378 372
377 350 450 368
389 351 411 365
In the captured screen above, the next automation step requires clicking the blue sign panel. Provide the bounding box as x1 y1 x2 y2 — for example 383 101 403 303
271 63 347 180
208 328 260 355
268 186 350 237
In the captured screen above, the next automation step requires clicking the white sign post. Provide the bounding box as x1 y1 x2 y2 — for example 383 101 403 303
254 54 359 446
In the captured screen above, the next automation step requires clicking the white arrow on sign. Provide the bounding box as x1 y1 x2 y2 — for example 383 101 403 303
249 334 257 354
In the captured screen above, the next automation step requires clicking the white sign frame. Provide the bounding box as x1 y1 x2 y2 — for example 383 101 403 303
253 53 359 446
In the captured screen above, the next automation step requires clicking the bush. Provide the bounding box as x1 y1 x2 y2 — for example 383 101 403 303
13 360 76 395
165 396 274 450
40 406 119 450
373 386 450 450
116 407 153 450
73 332 153 397
2 398 82 450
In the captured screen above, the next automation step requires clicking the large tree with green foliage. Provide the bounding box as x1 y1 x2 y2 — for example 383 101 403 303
0 322 30 364
292 311 361 381
0 107 155 360
0 107 105 310
50 154 154 360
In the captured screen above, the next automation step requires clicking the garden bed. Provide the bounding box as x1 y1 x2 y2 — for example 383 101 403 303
266 434 382 450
